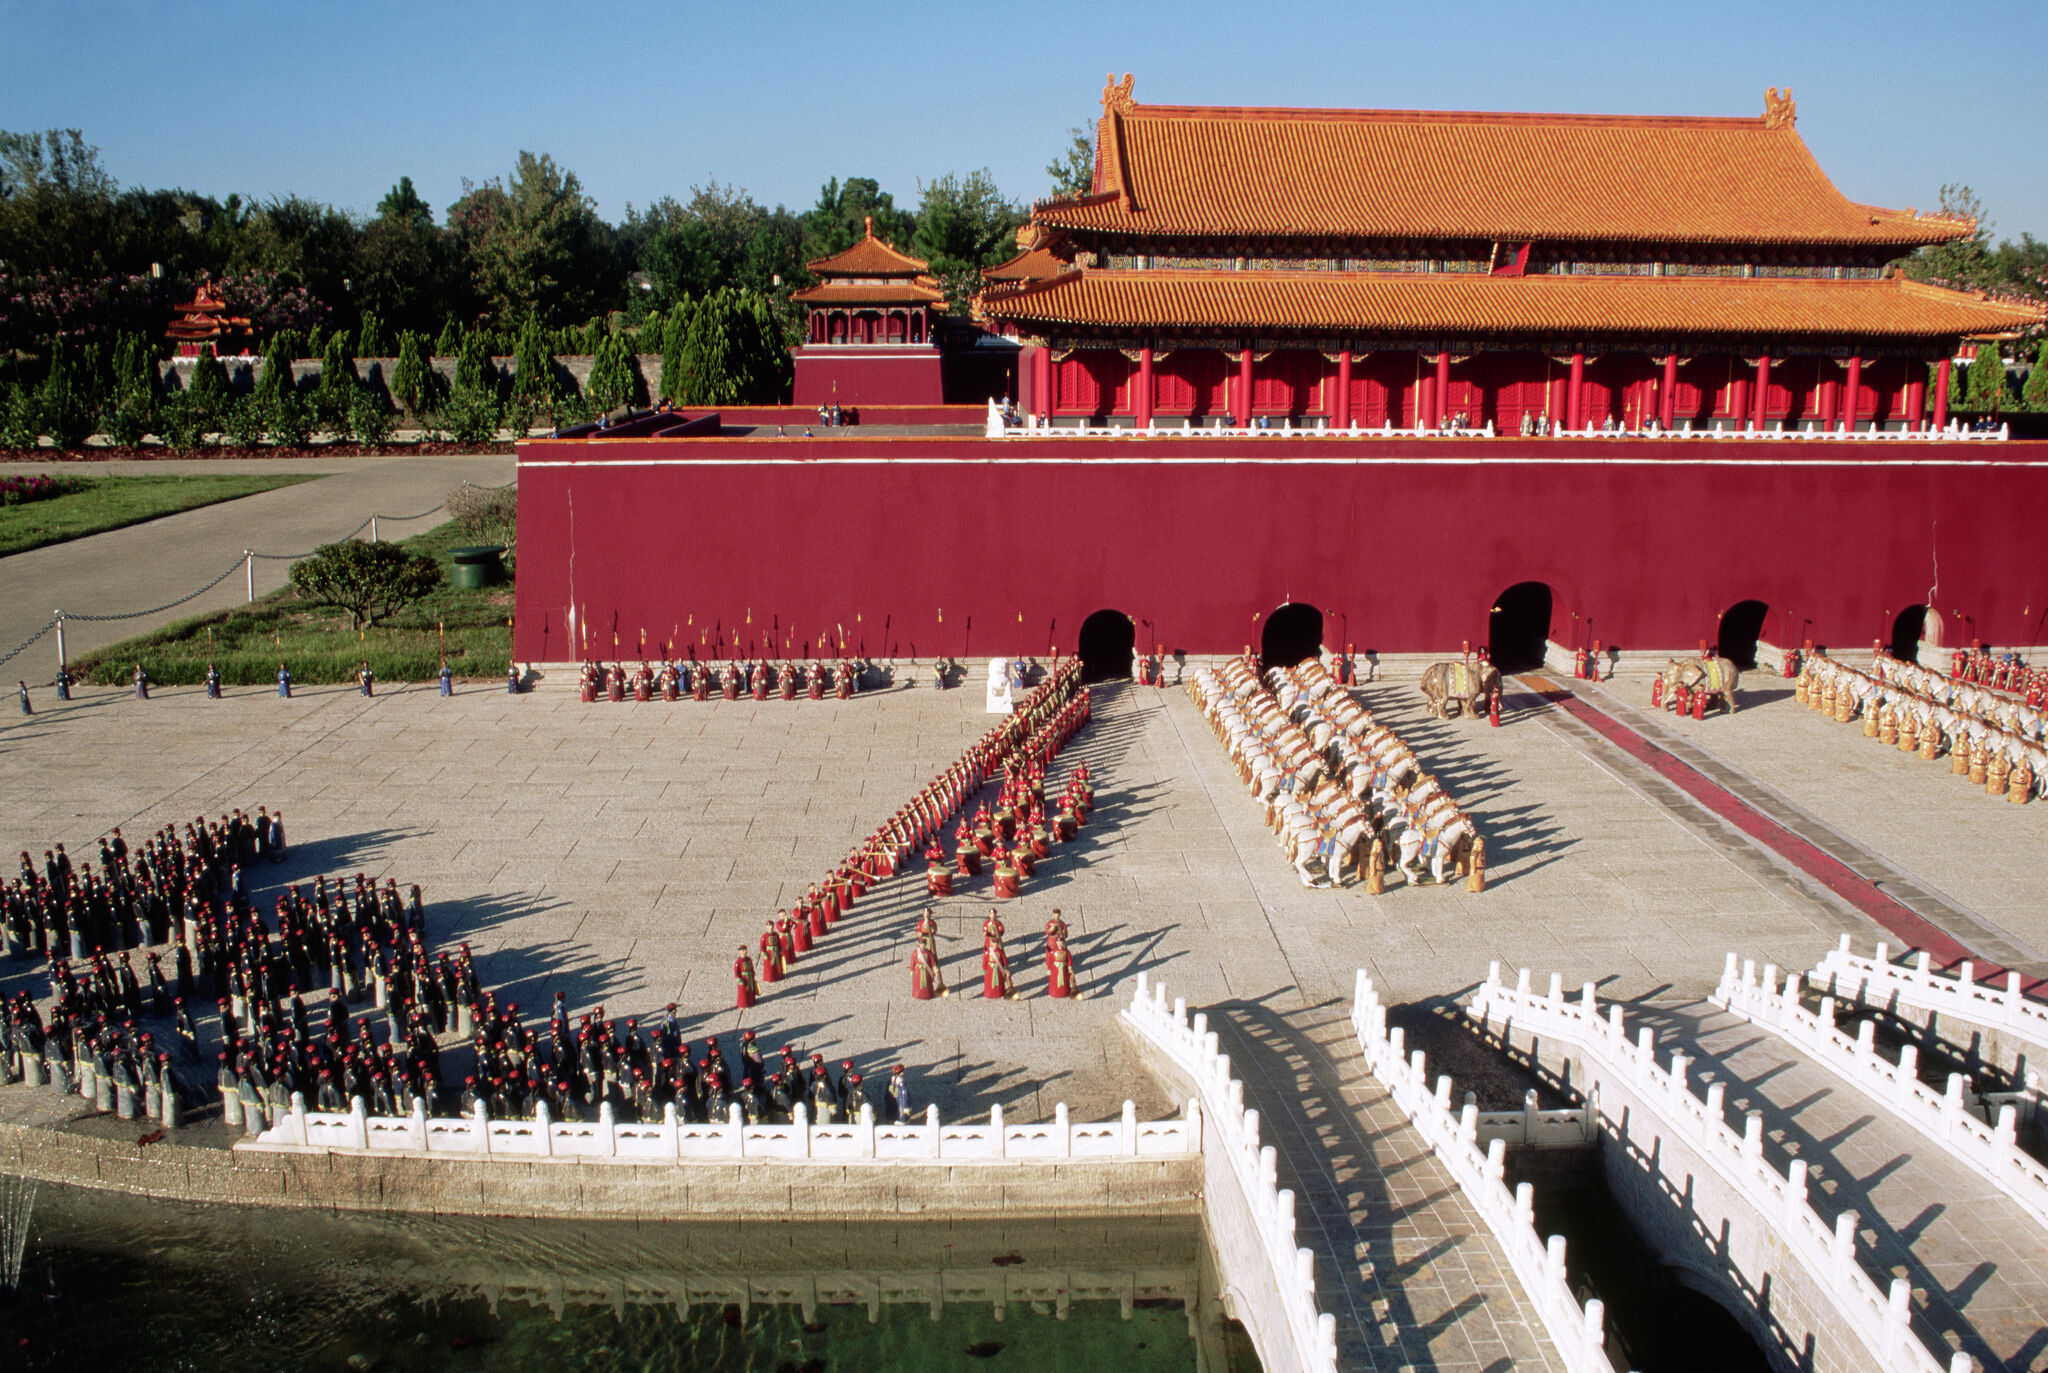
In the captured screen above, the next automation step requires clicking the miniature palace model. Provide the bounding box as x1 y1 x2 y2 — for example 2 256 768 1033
513 80 2048 667
978 78 2037 432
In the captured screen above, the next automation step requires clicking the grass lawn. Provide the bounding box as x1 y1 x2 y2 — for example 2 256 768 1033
73 519 513 687
0 474 318 558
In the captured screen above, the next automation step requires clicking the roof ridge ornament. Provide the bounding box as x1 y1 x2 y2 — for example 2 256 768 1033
1763 87 1795 130
1103 72 1136 117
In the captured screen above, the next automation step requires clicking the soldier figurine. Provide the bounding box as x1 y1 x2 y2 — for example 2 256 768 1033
1047 936 1082 999
982 933 1018 1000
506 662 523 694
133 664 149 700
54 665 73 700
439 663 453 696
807 663 824 700
779 663 796 701
357 660 375 697
277 664 292 699
733 947 761 1009
205 663 222 698
910 929 947 1000
884 1065 911 1124
15 680 28 716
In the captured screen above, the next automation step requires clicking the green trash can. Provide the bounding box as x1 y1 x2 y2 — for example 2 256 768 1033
448 545 505 589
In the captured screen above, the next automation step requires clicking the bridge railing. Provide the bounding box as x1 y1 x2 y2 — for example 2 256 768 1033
1350 970 1623 1373
1471 964 1972 1373
992 413 2009 443
1714 952 2048 1232
1121 973 1339 1373
1811 935 2048 1053
244 1093 1194 1163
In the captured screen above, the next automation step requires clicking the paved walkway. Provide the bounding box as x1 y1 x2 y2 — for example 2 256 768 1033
0 454 513 665
1611 1001 2048 1372
6 663 2045 1366
1215 1005 1565 1372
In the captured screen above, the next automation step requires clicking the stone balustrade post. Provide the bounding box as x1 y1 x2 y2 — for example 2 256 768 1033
1784 1158 1808 1226
1485 1136 1506 1184
410 1098 428 1151
474 1099 491 1154
1894 1046 1919 1105
1884 1277 1911 1358
991 1102 1006 1158
1742 1111 1764 1162
1515 1181 1535 1225
1545 1234 1567 1284
1704 1082 1726 1138
729 1101 746 1157
1122 1099 1138 1155
349 1095 369 1150
1830 1210 1859 1282
1581 1298 1607 1363
1547 971 1562 1003
1522 1088 1539 1144
1293 1246 1315 1299
925 1103 941 1157
597 1100 616 1157
535 1100 553 1156
1723 951 1740 984
1277 1187 1296 1247
288 1092 309 1146
1581 982 1597 1016
1458 1102 1479 1147
1943 1074 1966 1137
859 1102 876 1158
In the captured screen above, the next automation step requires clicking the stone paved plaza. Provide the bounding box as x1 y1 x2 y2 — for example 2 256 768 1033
5 639 2047 1372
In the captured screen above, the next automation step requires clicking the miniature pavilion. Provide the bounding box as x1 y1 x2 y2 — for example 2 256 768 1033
977 78 2042 432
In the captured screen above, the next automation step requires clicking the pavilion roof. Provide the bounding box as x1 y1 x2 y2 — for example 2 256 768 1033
979 269 2045 342
804 220 931 277
790 279 946 306
981 245 1069 283
1046 86 1975 249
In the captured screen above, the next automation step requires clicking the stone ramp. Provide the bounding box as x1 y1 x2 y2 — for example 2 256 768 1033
1631 999 2048 1372
1213 1001 1567 1372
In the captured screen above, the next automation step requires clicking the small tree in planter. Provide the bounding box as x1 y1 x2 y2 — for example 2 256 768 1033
390 331 437 418
223 394 268 449
315 332 358 436
2023 341 2048 412
288 539 442 630
356 311 390 359
434 318 462 359
511 317 557 411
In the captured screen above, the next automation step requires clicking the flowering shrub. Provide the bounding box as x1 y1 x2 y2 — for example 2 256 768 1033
0 474 90 505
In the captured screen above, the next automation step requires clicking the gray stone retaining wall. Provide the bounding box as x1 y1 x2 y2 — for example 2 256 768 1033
0 1119 1199 1221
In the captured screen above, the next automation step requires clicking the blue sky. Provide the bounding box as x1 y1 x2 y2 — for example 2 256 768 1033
5 0 2043 242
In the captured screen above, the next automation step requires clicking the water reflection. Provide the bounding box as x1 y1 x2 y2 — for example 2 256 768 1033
3 1182 1259 1372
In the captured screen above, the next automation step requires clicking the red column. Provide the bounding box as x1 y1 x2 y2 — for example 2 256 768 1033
1334 350 1353 429
1434 352 1452 429
1660 354 1679 429
1234 348 1253 427
1034 347 1053 421
1842 356 1862 432
1729 371 1750 431
1819 364 1838 424
1933 356 1952 430
1547 372 1567 432
1752 355 1772 430
1566 352 1585 432
1135 347 1154 430
1018 344 1038 416
1904 368 1927 432
1416 356 1436 430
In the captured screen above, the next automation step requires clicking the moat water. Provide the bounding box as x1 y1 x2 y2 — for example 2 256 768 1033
1 1183 1258 1373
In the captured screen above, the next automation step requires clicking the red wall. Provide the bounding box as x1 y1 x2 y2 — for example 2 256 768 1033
515 435 2048 661
792 348 944 406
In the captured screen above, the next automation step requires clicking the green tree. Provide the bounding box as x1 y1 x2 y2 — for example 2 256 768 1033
1901 184 1993 290
315 329 357 428
658 299 692 404
434 318 463 358
35 341 100 448
449 151 613 327
586 331 631 412
912 170 1023 311
287 539 442 629
390 330 435 416
802 176 915 262
454 327 496 399
185 344 231 438
1965 342 2009 412
511 316 557 408
253 332 295 404
356 311 389 358
2024 341 2048 411
1045 125 1095 199
678 288 787 405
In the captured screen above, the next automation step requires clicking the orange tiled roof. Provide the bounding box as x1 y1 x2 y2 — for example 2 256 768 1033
805 223 930 277
980 246 1068 283
790 279 946 306
979 270 2044 341
1051 97 1974 248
